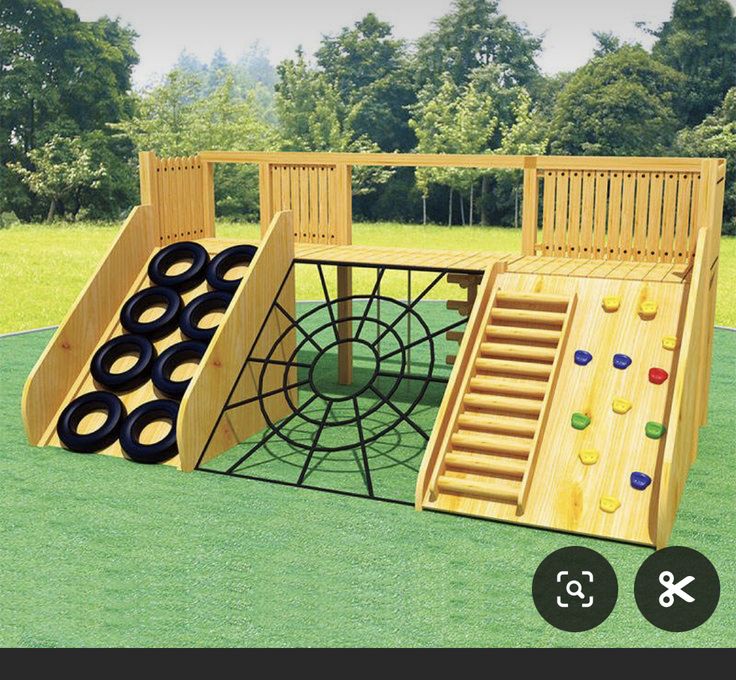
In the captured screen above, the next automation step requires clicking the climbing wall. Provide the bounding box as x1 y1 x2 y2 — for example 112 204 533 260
421 270 688 546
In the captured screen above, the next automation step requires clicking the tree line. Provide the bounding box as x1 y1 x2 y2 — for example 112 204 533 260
2 0 736 232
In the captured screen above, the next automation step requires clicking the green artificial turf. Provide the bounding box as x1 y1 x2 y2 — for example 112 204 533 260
0 311 734 646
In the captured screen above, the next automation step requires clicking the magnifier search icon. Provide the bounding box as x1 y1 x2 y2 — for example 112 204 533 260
566 580 585 599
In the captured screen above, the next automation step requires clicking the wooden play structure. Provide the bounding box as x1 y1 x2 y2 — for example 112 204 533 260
22 151 725 548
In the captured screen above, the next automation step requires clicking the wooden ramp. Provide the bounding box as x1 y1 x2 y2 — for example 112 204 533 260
417 269 689 546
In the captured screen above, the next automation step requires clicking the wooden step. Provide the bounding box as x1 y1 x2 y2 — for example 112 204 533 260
445 452 527 478
437 475 519 503
475 358 552 378
495 291 569 309
469 376 546 399
447 273 481 288
451 432 531 456
446 331 465 343
463 393 543 416
457 412 537 437
490 308 566 327
485 325 561 344
480 342 556 363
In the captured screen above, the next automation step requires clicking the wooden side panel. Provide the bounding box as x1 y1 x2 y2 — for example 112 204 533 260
655 229 709 547
521 159 539 255
178 211 295 471
22 206 156 443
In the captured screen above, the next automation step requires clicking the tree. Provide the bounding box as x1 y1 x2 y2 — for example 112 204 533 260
410 75 498 225
649 0 736 125
676 87 736 232
0 0 138 220
9 135 106 221
276 49 392 196
550 46 684 156
414 0 542 91
315 13 416 151
592 31 623 57
115 72 278 220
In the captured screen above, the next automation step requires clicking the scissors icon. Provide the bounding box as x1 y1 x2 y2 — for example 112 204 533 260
659 571 695 608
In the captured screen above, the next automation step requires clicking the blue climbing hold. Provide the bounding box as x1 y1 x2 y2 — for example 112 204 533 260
631 471 652 491
613 353 632 370
575 350 593 366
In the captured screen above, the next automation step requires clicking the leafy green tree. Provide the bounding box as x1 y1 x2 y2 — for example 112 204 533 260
315 13 415 151
8 135 106 221
276 49 392 196
0 0 138 220
410 75 498 225
592 31 623 57
676 87 736 232
550 46 684 156
115 72 278 219
414 0 542 91
649 0 736 125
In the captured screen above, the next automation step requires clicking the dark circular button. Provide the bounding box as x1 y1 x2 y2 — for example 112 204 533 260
635 546 720 632
120 286 182 339
148 241 209 292
151 340 208 399
57 391 126 453
90 334 156 392
532 546 618 632
179 291 232 342
206 244 257 292
119 399 179 464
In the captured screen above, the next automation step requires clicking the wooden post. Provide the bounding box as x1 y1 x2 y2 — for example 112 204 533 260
335 163 353 384
201 160 216 238
258 162 271 236
521 156 538 255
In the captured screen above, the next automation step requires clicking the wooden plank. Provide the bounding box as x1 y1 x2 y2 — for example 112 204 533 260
579 170 595 257
646 171 665 261
318 165 329 244
593 171 609 258
566 170 583 257
619 171 637 260
673 173 692 262
22 206 157 444
660 171 678 263
178 211 295 470
553 170 569 256
521 159 539 255
605 170 623 258
633 172 650 260
540 171 556 256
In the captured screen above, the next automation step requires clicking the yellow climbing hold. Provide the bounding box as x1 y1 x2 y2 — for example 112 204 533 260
600 496 621 513
662 335 678 351
612 397 632 414
639 300 658 319
602 296 620 313
579 449 600 465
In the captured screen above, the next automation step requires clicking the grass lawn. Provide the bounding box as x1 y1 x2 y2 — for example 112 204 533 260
0 321 734 647
4 220 732 333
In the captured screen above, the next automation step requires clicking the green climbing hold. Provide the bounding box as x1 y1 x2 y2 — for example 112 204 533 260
571 412 591 430
645 421 667 439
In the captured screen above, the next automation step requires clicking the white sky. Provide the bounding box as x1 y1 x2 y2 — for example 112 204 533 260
63 0 736 87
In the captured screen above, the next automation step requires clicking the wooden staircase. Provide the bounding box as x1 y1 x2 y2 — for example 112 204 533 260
423 287 576 514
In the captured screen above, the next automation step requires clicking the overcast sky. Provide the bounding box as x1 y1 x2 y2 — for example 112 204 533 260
63 0 736 87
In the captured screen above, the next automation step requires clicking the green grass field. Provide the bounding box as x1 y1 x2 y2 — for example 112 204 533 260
2 221 734 333
1 319 734 647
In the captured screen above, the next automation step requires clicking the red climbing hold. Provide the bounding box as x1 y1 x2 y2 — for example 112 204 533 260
649 367 669 385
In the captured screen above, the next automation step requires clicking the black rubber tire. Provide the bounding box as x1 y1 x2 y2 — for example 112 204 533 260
90 334 156 392
179 291 233 342
151 340 208 399
206 244 258 292
57 391 126 453
148 241 210 292
120 286 182 339
119 399 180 464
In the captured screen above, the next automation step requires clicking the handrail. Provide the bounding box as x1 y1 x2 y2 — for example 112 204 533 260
200 150 713 172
